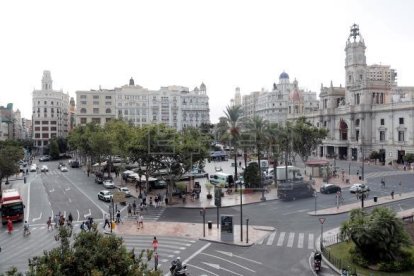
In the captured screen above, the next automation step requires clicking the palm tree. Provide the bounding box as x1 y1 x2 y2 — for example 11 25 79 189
223 105 242 189
244 116 268 200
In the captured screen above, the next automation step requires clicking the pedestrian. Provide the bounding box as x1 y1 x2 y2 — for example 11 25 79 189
399 181 402 196
154 195 158 208
381 178 385 188
103 214 110 229
149 197 153 207
391 189 395 199
80 221 86 231
152 236 159 252
87 168 90 177
154 252 159 271
127 203 132 217
132 200 137 215
356 170 359 176
54 214 59 228
239 161 241 167
138 213 144 229
7 219 13 234
68 213 73 224
47 216 53 231
116 210 122 224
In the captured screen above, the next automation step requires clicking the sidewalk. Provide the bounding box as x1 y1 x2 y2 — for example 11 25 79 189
308 191 414 216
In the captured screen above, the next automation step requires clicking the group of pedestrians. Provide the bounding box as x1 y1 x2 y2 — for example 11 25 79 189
46 212 74 231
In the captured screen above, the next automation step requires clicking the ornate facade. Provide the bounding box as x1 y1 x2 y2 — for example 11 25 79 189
288 24 414 164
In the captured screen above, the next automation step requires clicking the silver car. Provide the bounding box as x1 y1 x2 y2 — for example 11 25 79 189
103 179 115 189
98 190 113 202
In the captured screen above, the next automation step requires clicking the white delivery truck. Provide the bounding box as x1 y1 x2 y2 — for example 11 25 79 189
267 166 303 182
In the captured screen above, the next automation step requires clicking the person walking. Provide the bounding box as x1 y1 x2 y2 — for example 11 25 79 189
7 219 13 234
68 213 73 224
152 236 159 252
127 203 132 217
154 252 159 271
137 213 144 229
54 214 60 228
47 216 53 231
381 178 386 188
391 189 395 199
116 210 121 224
103 214 110 230
132 200 137 215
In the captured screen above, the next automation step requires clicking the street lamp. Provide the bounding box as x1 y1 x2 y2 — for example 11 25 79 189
356 188 368 208
314 191 318 215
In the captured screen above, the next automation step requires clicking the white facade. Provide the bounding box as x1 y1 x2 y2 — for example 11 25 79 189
289 24 414 164
76 78 210 131
239 72 319 125
32 71 70 153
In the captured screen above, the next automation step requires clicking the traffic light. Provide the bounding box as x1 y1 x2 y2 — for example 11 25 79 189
214 188 221 207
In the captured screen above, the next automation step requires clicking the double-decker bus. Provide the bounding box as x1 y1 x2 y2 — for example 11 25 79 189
1 189 25 224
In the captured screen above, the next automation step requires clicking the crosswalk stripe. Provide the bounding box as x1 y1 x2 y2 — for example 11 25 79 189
286 232 295 247
297 233 304 248
266 231 276 245
257 237 264 245
276 232 285 246
308 233 314 249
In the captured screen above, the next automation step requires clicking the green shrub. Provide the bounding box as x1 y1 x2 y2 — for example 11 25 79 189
175 182 187 192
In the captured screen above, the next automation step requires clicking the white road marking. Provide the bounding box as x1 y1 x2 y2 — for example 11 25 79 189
277 232 285 246
65 187 71 191
202 262 243 276
287 232 295 247
257 237 264 245
84 209 91 218
77 210 80 221
186 263 219 276
216 250 262 264
68 197 72 203
266 231 276 245
201 253 255 273
308 233 314 249
32 212 42 222
297 233 304 248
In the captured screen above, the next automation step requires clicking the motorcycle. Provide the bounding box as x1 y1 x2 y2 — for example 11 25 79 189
313 251 322 273
169 260 188 276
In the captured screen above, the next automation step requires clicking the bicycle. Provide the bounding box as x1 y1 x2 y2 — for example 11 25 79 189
23 227 31 237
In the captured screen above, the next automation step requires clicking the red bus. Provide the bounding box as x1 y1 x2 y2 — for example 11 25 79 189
0 189 25 224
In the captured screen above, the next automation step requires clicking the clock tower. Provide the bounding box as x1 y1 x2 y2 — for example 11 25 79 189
345 24 367 90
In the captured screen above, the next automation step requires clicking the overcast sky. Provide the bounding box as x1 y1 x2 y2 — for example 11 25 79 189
1 0 413 123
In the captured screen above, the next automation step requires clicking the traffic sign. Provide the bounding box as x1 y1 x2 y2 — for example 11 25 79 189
112 191 126 203
319 217 326 224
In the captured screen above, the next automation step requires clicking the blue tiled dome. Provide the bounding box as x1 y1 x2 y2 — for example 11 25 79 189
279 72 289 79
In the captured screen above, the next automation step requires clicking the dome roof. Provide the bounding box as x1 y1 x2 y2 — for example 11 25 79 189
279 72 289 79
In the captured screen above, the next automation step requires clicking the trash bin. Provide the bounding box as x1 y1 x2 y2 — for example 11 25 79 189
165 198 168 205
374 196 378 203
208 221 212 229
111 220 116 229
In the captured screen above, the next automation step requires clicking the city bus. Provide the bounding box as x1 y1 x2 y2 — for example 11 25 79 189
0 189 25 224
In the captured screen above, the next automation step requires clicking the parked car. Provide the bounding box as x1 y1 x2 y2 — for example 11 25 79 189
40 165 49 172
60 166 68 172
350 183 370 193
320 184 341 194
118 187 131 197
98 190 113 202
103 179 115 189
30 164 37 172
153 179 167 189
70 160 80 168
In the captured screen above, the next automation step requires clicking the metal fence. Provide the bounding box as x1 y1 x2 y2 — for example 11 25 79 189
321 234 358 276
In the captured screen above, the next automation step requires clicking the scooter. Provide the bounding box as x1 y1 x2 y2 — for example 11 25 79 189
313 251 322 273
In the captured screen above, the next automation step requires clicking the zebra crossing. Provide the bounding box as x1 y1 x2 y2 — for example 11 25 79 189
364 170 413 180
124 206 166 222
257 230 315 250
0 222 195 273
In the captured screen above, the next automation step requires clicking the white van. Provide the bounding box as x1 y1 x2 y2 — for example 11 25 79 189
210 172 234 188
267 166 303 181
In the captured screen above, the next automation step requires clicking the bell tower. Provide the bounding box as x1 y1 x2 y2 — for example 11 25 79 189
41 70 53 91
344 24 367 90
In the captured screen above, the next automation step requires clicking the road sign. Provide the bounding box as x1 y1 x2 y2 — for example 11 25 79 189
112 191 125 203
319 217 326 224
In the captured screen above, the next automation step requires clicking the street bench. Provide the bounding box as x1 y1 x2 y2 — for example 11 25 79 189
402 214 414 223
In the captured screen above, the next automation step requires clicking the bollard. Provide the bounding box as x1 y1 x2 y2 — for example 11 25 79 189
208 221 212 229
24 177 26 184
246 218 249 243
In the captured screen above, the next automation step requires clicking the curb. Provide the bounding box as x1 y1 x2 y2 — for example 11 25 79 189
169 198 279 209
199 237 254 247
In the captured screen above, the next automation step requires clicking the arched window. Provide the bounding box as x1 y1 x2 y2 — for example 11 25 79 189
80 108 86 114
106 108 111 114
339 119 348 141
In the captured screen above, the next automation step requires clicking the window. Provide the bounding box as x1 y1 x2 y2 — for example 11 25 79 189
398 131 405 142
35 121 40 125
34 127 40 131
106 108 111 114
44 101 47 105
93 95 99 99
80 118 87 124
106 118 112 123
380 119 384 125
42 121 49 124
42 127 48 131
80 95 87 99
44 108 47 112
50 121 57 125
355 119 360 127
35 133 40 138
93 101 99 105
91 118 101 124
51 101 54 105
105 96 111 99
42 133 49 138
81 101 87 105
51 127 57 131
93 108 99 114
399 118 404 125
105 101 111 105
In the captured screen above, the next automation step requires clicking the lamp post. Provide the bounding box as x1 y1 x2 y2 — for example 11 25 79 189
314 191 318 215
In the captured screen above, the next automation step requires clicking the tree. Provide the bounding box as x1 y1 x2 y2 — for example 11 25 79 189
265 123 282 186
49 138 60 160
403 153 414 164
223 105 242 189
4 226 162 275
291 117 327 163
340 207 412 264
0 143 23 196
243 162 260 188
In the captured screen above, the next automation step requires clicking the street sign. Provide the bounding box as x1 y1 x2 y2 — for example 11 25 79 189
112 191 125 203
319 217 326 224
